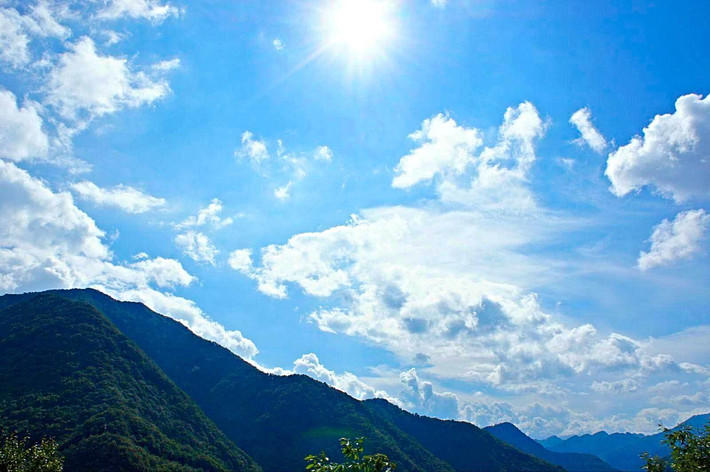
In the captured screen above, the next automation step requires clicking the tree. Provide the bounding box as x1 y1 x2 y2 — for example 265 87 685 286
305 437 396 472
641 422 710 472
0 430 63 472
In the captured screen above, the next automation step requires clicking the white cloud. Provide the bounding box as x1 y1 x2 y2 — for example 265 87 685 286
392 113 482 189
111 286 258 358
606 93 710 202
398 368 459 419
228 249 253 273
292 353 388 400
0 159 258 359
0 88 49 161
314 145 333 161
97 0 180 24
177 198 233 229
430 0 447 7
46 36 171 121
175 231 218 265
591 378 639 393
235 131 269 164
272 38 283 51
570 107 607 153
152 57 180 71
71 180 166 214
393 103 545 211
239 205 672 390
274 181 292 201
0 3 70 68
0 8 31 67
638 209 710 270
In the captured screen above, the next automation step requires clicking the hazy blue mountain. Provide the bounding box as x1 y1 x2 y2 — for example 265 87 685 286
365 399 563 472
484 422 616 472
0 294 261 472
0 289 562 472
539 413 710 471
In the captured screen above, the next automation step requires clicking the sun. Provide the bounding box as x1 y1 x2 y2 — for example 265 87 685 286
322 0 396 57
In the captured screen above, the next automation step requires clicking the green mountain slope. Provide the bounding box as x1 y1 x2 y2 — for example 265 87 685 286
484 422 616 472
0 294 261 472
0 289 564 472
364 399 562 472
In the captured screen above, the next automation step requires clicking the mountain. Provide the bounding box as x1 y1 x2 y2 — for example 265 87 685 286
538 414 710 471
365 399 564 472
0 288 562 472
0 294 260 472
484 423 616 472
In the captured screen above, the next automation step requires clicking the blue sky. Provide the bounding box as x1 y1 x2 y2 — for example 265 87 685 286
0 0 709 438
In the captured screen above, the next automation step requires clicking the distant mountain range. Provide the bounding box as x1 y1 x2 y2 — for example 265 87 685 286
0 289 705 472
484 423 616 472
538 413 710 471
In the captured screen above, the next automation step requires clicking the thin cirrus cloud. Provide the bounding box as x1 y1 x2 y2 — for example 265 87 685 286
71 180 166 214
96 0 181 24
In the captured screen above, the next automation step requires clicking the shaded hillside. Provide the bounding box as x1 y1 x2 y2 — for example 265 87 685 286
0 289 567 472
539 414 710 471
484 422 616 472
0 294 260 472
364 398 561 472
0 289 452 472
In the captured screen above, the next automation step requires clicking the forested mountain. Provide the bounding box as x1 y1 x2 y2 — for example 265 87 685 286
0 289 562 472
364 399 564 472
0 294 260 472
484 422 616 472
538 414 710 471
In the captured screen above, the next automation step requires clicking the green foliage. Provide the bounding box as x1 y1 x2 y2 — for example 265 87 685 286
0 430 63 472
305 437 396 472
641 422 710 472
0 294 260 472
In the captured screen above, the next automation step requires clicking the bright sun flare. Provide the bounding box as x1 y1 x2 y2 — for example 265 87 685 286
323 0 395 56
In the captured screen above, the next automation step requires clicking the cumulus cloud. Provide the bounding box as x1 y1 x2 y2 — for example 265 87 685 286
71 180 166 214
175 231 218 265
392 113 482 189
238 204 672 390
398 368 459 419
314 145 333 161
176 198 233 229
235 131 269 164
393 103 545 211
46 36 171 121
272 38 283 51
638 209 710 270
0 3 70 68
228 249 253 273
0 159 258 359
570 107 607 153
606 93 710 202
0 88 49 161
274 181 292 201
97 0 180 24
292 353 388 400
